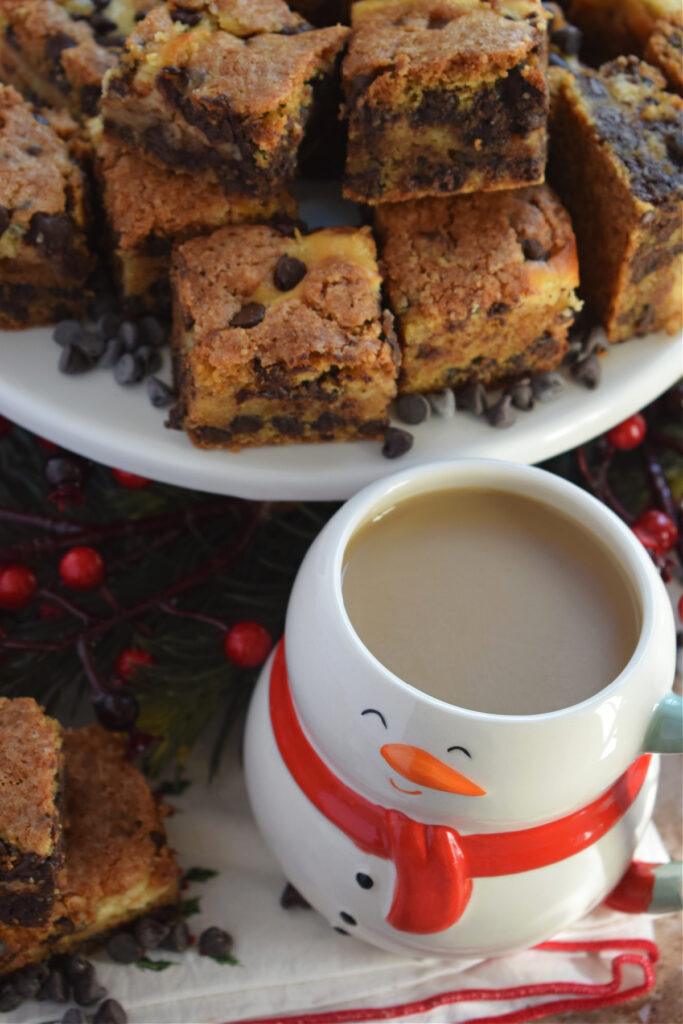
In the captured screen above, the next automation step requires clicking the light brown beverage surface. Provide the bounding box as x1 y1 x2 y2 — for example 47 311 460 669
342 489 640 715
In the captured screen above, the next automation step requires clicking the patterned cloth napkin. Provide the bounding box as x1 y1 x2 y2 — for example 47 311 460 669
7 741 666 1024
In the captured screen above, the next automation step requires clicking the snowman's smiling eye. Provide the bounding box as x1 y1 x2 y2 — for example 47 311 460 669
447 745 472 758
361 708 387 728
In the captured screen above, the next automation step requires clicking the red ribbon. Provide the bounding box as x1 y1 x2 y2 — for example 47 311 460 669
270 640 650 935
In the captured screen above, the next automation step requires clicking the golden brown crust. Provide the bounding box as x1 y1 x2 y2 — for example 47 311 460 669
0 726 180 975
644 14 683 94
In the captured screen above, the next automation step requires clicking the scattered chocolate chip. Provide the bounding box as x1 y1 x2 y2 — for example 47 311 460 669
532 372 564 402
339 912 356 925
93 689 139 732
136 345 162 375
382 426 413 459
75 331 106 362
72 964 107 1007
521 238 549 261
106 932 144 964
160 920 190 953
13 964 47 999
53 319 84 347
37 968 68 1002
44 32 77 64
551 24 582 56
0 983 21 1012
280 883 310 909
426 388 456 418
98 337 124 368
273 254 307 291
114 353 144 386
94 1000 127 1024
147 376 175 408
459 381 487 416
59 344 91 375
333 927 349 935
118 321 139 352
486 394 516 429
571 353 602 389
198 926 233 960
0 204 9 235
507 379 534 411
59 954 91 982
27 212 73 256
133 917 170 950
356 873 373 889
270 215 308 237
396 393 430 425
61 1009 86 1024
230 302 266 328
139 315 167 347
94 311 120 340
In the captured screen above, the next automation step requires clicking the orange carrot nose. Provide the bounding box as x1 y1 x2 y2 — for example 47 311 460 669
380 744 486 796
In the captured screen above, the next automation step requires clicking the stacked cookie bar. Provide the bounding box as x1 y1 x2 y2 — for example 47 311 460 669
0 699 179 977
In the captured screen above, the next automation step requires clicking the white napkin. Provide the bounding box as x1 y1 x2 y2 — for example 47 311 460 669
7 743 666 1024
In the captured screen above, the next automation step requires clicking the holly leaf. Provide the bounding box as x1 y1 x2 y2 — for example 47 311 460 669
211 954 240 966
178 896 201 918
182 866 218 884
158 777 191 796
135 957 176 972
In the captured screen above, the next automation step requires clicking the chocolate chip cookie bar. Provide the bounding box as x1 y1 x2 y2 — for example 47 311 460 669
567 0 680 62
170 224 400 448
341 0 550 204
0 699 64 929
374 184 580 393
549 58 683 342
0 85 93 329
0 0 117 116
100 0 349 193
644 12 683 94
92 123 298 315
0 725 180 975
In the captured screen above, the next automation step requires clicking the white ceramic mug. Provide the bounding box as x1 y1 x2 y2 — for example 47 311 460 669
245 459 682 958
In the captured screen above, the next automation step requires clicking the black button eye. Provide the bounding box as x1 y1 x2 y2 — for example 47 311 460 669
356 873 373 889
361 708 387 728
447 745 471 758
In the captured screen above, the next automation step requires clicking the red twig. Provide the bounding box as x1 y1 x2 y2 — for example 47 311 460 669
38 586 92 624
159 601 227 633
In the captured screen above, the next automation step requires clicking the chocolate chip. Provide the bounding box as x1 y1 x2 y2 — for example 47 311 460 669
486 394 516 429
230 415 263 434
280 883 310 909
37 968 68 1002
459 381 487 416
94 311 120 340
507 379 534 411
532 371 564 401
170 7 202 24
94 1001 127 1024
27 212 73 256
270 215 309 237
551 24 582 56
230 302 265 328
571 353 601 389
45 32 77 64
136 345 162 375
0 204 9 236
61 1009 86 1024
339 912 356 925
521 238 549 261
73 964 106 1006
114 353 144 386
273 255 307 291
75 331 106 361
272 415 303 437
382 426 413 459
139 315 167 347
59 344 92 375
118 320 139 352
427 388 456 418
53 319 84 347
133 917 170 950
198 926 233 960
160 921 190 953
13 964 47 999
333 927 349 935
356 873 373 889
106 932 143 964
90 292 117 320
59 954 91 982
147 376 175 408
98 337 124 368
396 393 430 425
0 983 21 1011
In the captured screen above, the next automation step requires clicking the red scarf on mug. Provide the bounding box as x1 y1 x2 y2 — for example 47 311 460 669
269 641 650 935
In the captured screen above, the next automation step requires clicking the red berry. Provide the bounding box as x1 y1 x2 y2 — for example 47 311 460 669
606 414 647 450
632 509 679 555
111 468 150 489
0 565 37 610
59 546 105 590
678 594 683 624
224 621 273 668
115 647 155 680
0 415 13 440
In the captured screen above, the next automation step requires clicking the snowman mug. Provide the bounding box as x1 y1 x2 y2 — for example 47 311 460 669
244 459 682 958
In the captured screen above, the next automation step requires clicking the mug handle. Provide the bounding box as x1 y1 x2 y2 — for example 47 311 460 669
606 692 682 915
